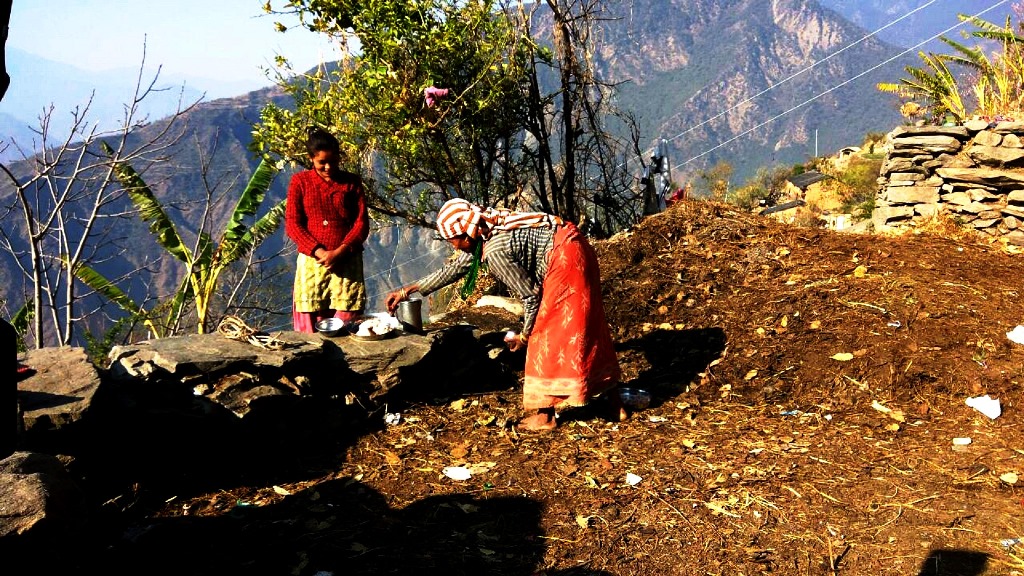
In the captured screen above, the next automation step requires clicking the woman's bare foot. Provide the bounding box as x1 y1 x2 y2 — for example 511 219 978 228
607 391 629 422
517 409 557 431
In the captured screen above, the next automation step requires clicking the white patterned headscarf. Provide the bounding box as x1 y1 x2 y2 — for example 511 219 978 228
436 199 563 241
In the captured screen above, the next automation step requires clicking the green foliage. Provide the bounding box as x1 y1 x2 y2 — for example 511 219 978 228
11 301 32 353
86 146 285 335
83 315 135 367
835 154 882 220
693 161 734 200
255 0 537 225
728 165 793 210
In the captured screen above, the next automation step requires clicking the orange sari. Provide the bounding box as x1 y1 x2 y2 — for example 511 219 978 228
522 224 620 409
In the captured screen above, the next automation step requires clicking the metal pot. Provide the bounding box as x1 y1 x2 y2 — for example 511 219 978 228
396 298 423 333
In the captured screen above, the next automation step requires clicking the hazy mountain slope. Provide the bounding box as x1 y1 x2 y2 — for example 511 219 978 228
584 0 910 182
818 0 1017 48
0 48 209 162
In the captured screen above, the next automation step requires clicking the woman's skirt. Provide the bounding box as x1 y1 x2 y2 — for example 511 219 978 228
522 224 620 409
292 251 366 331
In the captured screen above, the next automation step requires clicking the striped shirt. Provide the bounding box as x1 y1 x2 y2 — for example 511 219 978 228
417 227 556 336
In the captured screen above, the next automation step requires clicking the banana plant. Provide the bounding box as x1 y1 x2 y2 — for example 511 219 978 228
878 51 967 123
77 142 286 335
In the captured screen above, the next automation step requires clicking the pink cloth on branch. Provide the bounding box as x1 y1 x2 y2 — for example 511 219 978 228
424 86 449 108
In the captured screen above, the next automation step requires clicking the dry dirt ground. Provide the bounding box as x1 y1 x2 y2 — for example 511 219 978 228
74 200 1024 575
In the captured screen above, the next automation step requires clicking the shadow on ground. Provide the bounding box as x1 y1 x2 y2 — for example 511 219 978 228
916 549 989 576
76 478 609 576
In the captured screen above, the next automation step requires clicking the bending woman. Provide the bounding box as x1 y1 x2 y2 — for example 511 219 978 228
385 199 623 430
285 128 370 332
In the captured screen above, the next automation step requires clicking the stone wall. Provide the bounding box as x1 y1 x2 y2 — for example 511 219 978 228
872 120 1024 244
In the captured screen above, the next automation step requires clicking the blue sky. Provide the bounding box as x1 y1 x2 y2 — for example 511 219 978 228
7 0 338 94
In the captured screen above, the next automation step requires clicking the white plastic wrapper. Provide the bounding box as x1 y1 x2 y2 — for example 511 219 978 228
442 466 472 481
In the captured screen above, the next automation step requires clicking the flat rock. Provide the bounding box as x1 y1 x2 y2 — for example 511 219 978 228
0 452 84 541
107 331 325 380
18 347 101 434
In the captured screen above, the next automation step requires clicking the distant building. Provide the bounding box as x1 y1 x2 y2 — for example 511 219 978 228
761 170 856 230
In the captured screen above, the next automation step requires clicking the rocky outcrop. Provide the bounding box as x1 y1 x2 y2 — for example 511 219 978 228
873 122 1024 244
5 322 518 558
0 452 86 552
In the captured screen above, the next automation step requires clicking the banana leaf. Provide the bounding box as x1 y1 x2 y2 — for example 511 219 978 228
220 199 287 264
101 141 191 264
223 159 279 242
73 262 162 337
11 300 33 335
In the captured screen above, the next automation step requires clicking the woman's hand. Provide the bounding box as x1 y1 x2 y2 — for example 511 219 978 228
315 244 352 269
385 288 409 314
505 331 528 352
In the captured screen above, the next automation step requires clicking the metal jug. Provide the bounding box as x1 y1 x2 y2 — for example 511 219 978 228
396 298 423 333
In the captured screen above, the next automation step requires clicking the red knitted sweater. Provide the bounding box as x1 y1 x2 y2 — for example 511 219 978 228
285 169 369 256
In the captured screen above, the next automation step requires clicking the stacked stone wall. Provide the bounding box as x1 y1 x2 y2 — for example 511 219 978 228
872 120 1024 244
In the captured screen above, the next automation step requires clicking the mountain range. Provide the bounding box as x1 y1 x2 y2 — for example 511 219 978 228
0 0 1016 341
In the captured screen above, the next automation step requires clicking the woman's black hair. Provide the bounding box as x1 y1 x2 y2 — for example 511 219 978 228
305 128 340 157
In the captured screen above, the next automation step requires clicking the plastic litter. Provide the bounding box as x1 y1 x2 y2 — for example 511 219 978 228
780 410 801 416
442 466 472 481
965 395 1001 419
625 473 643 486
1001 538 1021 548
887 320 901 328
1007 325 1024 344
384 412 402 425
951 437 972 446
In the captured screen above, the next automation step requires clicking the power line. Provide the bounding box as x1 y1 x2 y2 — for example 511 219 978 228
671 0 1013 172
654 0 943 152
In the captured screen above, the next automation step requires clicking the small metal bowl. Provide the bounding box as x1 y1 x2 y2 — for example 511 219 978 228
315 317 346 337
617 387 652 410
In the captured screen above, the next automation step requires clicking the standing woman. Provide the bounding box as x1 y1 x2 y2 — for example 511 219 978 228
385 199 623 431
285 128 370 332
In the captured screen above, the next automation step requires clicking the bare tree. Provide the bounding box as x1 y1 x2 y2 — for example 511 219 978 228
0 51 198 348
523 0 641 237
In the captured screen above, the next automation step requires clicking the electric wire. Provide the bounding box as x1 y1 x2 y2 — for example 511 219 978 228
652 0 943 153
671 0 1013 173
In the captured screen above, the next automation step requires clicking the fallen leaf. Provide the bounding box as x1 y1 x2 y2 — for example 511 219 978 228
780 315 789 327
584 474 600 489
885 423 900 432
744 369 758 381
384 451 402 466
467 461 497 475
853 348 868 357
853 265 868 278
681 438 696 449
705 501 740 518
1001 472 1019 485
831 352 854 361
450 399 467 411
272 485 291 496
476 414 496 426
575 515 591 529
450 443 470 459
871 400 892 414
810 320 821 330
